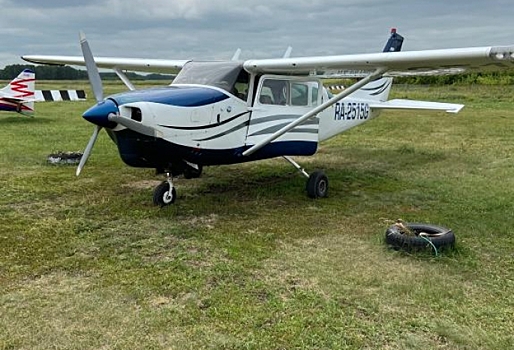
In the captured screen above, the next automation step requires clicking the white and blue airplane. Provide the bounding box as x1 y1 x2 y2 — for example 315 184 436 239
0 69 86 116
22 30 514 206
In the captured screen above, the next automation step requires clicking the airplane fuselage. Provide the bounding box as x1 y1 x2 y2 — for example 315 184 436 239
85 81 383 171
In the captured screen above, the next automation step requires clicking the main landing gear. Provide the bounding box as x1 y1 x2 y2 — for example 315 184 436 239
153 159 326 206
283 156 328 198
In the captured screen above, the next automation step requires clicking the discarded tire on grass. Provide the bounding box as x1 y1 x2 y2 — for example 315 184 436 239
385 222 455 252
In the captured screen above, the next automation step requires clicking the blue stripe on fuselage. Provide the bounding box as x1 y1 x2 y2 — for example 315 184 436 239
110 86 229 107
110 129 317 168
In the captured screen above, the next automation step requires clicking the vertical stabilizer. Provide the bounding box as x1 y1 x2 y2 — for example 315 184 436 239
382 28 404 53
0 69 35 115
1 69 35 98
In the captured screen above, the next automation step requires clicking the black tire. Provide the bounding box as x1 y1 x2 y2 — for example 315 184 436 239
183 165 203 179
153 181 176 206
385 222 455 251
306 170 328 198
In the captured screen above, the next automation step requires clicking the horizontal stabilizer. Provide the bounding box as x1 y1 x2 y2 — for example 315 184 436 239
370 99 464 113
34 90 87 102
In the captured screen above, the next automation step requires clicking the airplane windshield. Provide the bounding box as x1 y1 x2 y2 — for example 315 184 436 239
172 61 245 93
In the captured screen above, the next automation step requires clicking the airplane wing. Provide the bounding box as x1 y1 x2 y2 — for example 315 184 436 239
23 45 514 77
243 46 514 77
21 55 189 74
241 44 514 156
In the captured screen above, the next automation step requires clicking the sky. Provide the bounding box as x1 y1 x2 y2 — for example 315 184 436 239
1 0 513 70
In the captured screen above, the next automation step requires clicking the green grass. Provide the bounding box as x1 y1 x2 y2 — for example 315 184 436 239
1 82 514 349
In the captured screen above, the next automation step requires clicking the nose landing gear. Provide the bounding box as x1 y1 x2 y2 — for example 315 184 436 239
153 162 203 206
153 173 176 207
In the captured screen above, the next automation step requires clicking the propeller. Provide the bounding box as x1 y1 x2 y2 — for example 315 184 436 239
76 125 101 176
76 31 104 176
76 32 150 175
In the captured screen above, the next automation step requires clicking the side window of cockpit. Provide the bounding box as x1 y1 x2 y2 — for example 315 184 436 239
259 79 288 105
290 81 320 106
311 86 319 106
291 82 308 106
259 86 274 104
234 70 249 100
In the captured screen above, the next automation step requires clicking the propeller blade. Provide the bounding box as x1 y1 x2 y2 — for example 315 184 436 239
76 125 102 176
79 31 103 103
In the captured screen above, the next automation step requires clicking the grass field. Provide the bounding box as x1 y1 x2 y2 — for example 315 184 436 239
1 81 514 349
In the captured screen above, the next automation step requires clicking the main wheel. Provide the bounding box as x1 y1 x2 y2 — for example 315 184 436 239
153 181 176 206
183 164 203 179
306 170 328 198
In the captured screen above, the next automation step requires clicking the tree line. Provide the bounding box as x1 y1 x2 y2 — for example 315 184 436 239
0 64 173 81
395 71 514 85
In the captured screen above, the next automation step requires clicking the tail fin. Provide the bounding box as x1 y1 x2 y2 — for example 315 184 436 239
0 69 35 115
1 69 36 97
350 29 403 102
382 28 404 52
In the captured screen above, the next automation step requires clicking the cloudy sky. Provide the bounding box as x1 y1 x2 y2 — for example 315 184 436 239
1 0 513 69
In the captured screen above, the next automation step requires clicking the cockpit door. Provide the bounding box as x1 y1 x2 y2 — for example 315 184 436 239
245 76 321 155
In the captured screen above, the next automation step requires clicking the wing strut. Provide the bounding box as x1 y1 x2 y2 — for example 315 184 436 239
113 67 136 91
242 67 388 157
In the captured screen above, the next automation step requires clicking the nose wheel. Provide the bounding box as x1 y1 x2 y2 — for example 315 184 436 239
153 173 176 206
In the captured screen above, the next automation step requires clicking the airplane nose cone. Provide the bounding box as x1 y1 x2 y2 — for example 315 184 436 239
82 99 118 128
